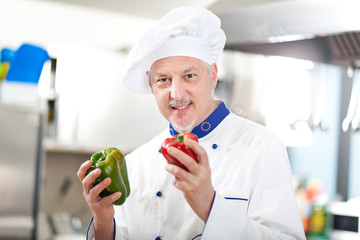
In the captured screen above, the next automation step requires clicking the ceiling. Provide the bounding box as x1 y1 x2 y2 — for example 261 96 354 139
37 0 289 19
2 0 360 66
0 0 289 52
39 0 217 19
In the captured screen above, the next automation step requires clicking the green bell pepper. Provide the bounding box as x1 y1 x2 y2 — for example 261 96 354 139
87 147 130 205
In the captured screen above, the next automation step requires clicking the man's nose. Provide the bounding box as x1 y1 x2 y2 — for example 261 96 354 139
170 78 186 100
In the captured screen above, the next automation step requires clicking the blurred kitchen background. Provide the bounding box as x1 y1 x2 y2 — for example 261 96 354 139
1 0 360 239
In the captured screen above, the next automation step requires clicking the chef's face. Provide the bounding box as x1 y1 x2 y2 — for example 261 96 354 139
148 56 218 133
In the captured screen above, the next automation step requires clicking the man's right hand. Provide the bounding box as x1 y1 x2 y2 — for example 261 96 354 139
77 160 122 239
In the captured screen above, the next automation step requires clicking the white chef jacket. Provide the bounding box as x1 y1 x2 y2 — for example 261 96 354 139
87 102 306 240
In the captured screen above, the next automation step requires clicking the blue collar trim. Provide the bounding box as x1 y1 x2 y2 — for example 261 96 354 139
169 102 230 139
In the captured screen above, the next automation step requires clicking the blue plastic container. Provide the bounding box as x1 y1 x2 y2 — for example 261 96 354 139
6 43 50 84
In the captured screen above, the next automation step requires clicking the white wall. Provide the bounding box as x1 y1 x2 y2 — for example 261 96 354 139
349 133 360 198
0 0 168 151
45 44 168 151
287 64 343 198
0 0 154 50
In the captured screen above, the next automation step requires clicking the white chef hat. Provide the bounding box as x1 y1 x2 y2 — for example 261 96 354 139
121 7 226 94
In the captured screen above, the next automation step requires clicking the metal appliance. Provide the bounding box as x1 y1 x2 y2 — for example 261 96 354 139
0 103 44 239
211 0 360 67
327 199 360 240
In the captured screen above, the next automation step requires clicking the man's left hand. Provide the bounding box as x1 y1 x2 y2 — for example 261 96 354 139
165 136 215 222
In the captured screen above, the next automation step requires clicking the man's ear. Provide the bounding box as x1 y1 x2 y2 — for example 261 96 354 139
211 63 218 89
146 70 151 86
147 71 154 93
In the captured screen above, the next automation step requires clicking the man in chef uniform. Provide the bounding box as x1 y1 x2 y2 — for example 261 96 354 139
77 7 306 240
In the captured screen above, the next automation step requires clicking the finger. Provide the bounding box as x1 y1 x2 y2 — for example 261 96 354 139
88 177 111 200
165 163 195 184
184 138 208 165
165 165 186 190
83 168 102 195
77 160 92 182
167 147 198 173
172 177 184 190
98 191 122 207
168 168 199 193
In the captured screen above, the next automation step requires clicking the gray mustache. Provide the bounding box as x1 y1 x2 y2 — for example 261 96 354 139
168 99 192 108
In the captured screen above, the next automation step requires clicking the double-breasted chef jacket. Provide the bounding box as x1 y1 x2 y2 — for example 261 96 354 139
87 102 306 240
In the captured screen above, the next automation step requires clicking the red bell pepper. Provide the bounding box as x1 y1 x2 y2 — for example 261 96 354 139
161 133 199 171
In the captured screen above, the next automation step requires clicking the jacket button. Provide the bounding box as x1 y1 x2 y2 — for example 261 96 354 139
212 144 218 149
155 237 161 240
156 191 162 197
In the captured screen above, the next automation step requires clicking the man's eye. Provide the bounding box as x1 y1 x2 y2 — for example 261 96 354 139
158 78 168 82
156 78 170 85
186 74 195 79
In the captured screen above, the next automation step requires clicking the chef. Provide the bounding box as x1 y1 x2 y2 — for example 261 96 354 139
77 7 306 240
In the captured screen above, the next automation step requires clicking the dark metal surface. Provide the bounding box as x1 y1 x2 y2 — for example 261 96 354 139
226 31 360 66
